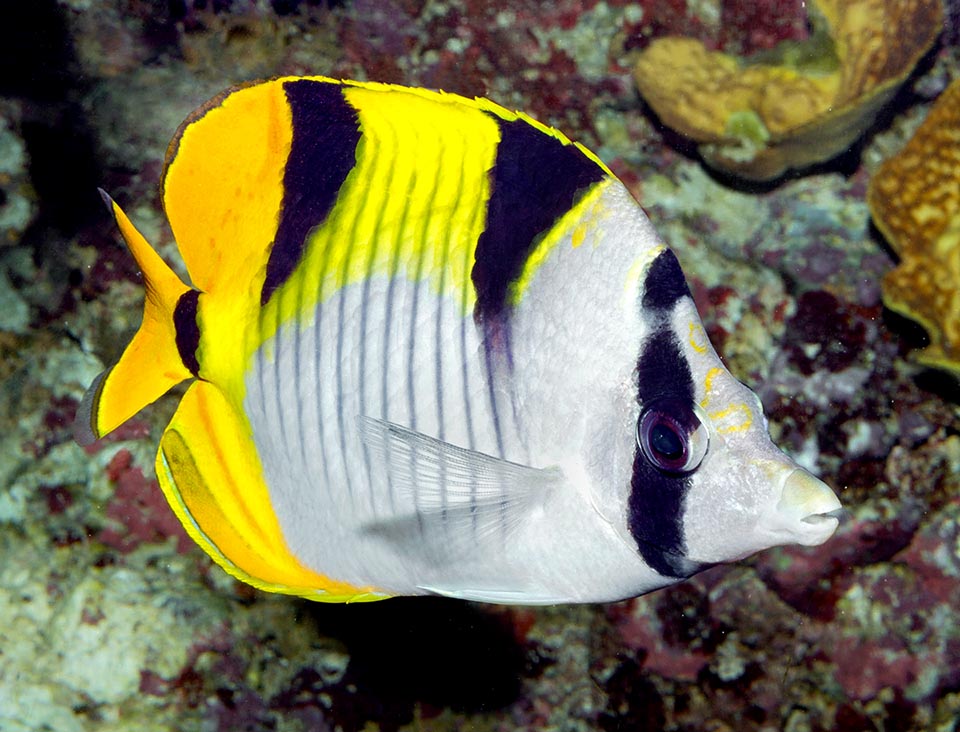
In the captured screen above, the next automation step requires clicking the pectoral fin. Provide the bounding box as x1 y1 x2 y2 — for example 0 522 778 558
357 415 562 558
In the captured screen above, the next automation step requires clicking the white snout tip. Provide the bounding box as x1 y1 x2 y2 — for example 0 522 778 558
774 468 843 546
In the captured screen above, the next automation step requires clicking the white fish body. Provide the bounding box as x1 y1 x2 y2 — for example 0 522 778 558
78 77 842 604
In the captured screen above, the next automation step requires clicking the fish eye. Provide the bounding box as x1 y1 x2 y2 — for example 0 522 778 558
637 398 710 475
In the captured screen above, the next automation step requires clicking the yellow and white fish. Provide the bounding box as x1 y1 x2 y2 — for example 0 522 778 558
75 77 841 604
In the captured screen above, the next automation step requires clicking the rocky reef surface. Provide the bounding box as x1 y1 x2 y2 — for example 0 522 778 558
1 1 959 730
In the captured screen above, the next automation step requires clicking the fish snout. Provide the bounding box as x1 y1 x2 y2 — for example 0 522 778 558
769 468 843 546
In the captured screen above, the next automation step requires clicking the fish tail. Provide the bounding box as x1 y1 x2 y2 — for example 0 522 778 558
74 190 194 445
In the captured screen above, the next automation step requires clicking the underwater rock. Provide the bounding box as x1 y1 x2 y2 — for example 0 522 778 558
633 0 943 180
0 100 36 249
868 78 960 377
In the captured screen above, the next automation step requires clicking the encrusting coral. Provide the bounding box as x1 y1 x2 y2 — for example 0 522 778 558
633 0 943 181
868 78 960 377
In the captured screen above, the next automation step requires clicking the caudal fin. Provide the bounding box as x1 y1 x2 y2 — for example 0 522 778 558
74 191 193 445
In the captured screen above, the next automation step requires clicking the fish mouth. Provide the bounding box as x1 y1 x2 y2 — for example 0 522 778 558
801 506 848 525
771 467 843 546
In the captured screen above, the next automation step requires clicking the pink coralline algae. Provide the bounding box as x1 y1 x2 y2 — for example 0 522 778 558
97 448 192 554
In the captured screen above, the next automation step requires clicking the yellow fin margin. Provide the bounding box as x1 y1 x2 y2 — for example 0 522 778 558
74 193 192 445
157 380 385 602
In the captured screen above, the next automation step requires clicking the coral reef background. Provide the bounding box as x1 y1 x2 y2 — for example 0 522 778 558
1 1 959 730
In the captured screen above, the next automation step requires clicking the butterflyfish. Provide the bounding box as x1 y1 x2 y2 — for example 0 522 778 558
75 77 842 604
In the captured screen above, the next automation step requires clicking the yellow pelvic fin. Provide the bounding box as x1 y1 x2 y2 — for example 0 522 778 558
157 380 384 602
74 193 193 446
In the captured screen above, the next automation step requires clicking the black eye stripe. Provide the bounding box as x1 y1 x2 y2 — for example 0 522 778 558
628 298 702 577
635 328 694 404
642 249 691 313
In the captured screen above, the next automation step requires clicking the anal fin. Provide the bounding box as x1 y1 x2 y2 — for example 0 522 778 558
157 381 385 602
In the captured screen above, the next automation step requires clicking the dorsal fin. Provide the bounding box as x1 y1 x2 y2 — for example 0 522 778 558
160 75 614 312
161 80 294 295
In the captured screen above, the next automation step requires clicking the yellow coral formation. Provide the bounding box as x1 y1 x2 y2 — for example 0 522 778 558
868 79 960 377
634 0 943 181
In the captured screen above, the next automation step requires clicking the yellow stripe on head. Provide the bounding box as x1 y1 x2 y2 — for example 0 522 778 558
709 403 754 434
509 178 614 307
700 366 724 409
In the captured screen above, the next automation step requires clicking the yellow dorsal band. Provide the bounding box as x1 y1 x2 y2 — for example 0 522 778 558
255 82 502 350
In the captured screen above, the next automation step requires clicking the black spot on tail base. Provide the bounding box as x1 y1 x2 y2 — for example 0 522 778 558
472 119 606 321
261 80 361 305
174 290 201 376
